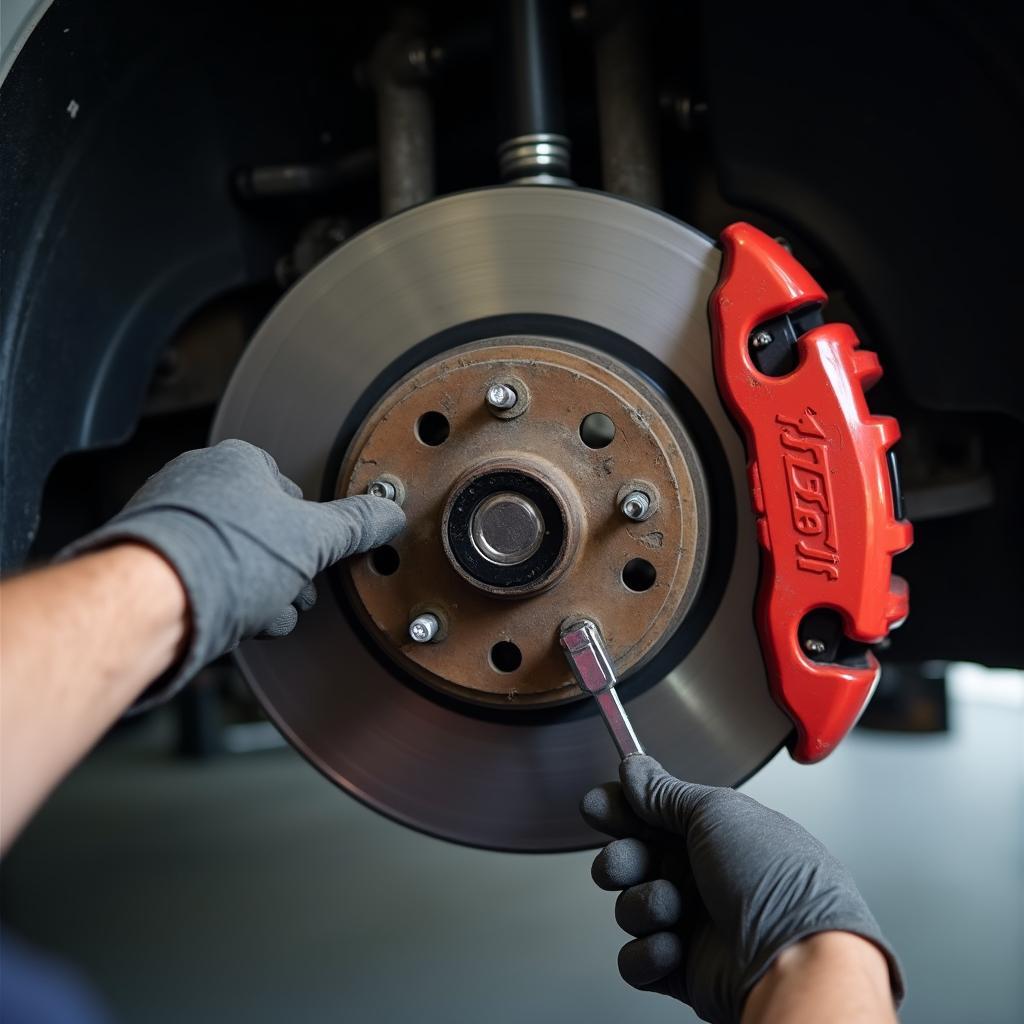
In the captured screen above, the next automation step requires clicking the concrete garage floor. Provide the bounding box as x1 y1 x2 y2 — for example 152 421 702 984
2 667 1022 1024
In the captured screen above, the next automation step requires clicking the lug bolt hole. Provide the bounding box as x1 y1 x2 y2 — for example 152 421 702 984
416 411 450 446
490 640 523 673
369 545 401 576
622 557 656 592
579 412 615 449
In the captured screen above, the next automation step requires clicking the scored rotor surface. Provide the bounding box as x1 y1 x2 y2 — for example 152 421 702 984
212 186 791 851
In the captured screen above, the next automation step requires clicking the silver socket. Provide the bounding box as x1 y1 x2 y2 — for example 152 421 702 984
620 490 652 522
409 613 441 644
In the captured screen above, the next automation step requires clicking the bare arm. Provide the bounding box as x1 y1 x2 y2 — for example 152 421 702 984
742 932 898 1024
1 545 188 850
0 544 188 851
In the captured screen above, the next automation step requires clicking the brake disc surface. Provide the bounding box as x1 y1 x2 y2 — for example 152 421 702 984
212 186 790 851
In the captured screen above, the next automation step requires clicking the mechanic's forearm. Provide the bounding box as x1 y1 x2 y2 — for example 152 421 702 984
742 932 897 1024
0 544 188 852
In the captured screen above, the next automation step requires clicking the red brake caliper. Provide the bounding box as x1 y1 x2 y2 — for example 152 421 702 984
710 223 913 763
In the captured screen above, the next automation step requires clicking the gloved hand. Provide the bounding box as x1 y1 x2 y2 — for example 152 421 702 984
62 439 405 705
581 754 902 1024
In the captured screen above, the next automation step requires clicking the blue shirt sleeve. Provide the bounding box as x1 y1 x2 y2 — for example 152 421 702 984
1 928 110 1024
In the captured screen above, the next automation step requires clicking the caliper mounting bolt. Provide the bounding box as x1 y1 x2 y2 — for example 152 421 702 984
486 383 518 410
751 329 773 349
620 490 652 522
803 637 827 656
409 613 441 644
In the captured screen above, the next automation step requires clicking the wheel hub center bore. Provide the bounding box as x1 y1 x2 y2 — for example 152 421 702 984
337 336 710 708
443 462 578 597
470 492 544 565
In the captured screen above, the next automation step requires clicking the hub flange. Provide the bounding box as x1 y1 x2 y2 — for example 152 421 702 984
337 337 710 707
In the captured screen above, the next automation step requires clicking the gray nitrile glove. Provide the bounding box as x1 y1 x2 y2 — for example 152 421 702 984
62 439 405 706
581 754 903 1024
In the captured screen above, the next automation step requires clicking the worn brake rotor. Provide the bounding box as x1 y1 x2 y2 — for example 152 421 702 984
212 186 791 851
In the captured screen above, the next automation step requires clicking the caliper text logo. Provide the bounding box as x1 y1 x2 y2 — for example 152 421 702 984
776 409 839 580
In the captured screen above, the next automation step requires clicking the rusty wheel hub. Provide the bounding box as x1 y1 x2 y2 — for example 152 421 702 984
339 337 709 707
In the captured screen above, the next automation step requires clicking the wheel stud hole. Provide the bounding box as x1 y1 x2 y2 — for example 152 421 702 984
579 412 615 449
622 557 656 592
369 545 400 576
416 411 450 446
490 640 523 673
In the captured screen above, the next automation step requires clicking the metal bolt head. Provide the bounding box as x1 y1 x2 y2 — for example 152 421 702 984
621 490 652 521
409 613 440 644
366 478 397 501
803 637 827 656
486 384 518 410
751 330 773 350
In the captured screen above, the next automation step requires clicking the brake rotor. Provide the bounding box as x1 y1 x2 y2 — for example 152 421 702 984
212 186 791 851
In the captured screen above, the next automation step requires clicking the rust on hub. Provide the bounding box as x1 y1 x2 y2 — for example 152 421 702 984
337 337 709 707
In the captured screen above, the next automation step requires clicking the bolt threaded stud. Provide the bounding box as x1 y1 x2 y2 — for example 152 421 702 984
367 479 398 501
409 613 440 644
486 384 518 410
620 490 652 522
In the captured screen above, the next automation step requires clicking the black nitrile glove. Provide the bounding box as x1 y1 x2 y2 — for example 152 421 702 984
62 439 405 707
581 754 903 1024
